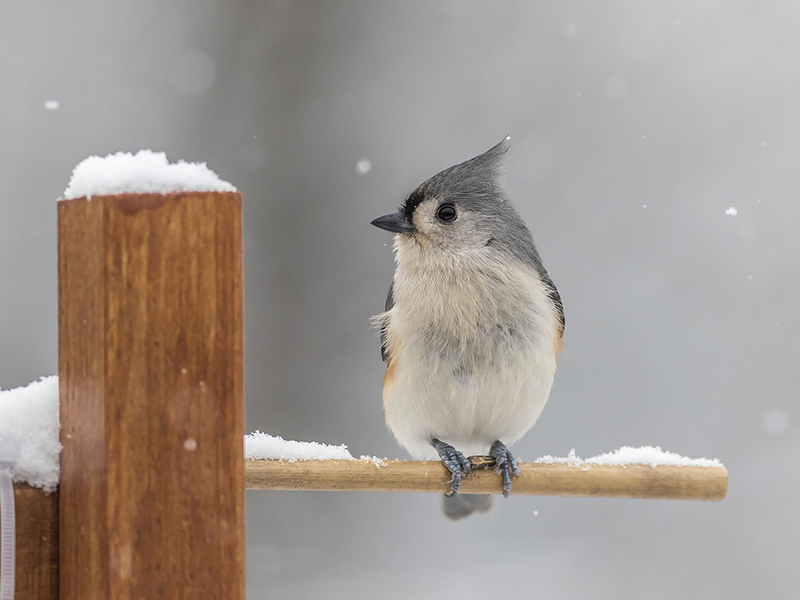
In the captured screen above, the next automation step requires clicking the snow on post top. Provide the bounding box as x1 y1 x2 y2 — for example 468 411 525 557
61 150 237 200
0 376 61 492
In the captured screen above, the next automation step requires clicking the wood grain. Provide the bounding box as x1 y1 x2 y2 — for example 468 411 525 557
245 459 729 501
14 485 58 599
58 192 245 600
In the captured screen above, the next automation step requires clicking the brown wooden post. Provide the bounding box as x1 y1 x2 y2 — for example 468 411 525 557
58 192 245 599
14 485 59 599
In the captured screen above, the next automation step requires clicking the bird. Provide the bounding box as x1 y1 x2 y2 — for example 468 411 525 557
370 137 564 519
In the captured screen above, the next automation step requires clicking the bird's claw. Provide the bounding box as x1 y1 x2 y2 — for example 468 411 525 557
433 438 471 496
489 440 519 498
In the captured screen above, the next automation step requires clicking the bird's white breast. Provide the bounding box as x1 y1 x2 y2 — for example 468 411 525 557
381 240 560 459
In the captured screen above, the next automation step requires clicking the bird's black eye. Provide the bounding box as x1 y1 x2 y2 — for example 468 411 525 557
436 204 457 222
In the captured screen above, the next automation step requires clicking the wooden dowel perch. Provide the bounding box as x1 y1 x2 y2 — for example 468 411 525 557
245 459 728 501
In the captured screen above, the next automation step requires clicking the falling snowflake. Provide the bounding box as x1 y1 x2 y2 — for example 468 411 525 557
725 207 738 216
356 159 372 175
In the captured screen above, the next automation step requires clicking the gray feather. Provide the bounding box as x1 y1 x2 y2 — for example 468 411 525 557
540 271 565 334
380 282 394 362
442 494 493 520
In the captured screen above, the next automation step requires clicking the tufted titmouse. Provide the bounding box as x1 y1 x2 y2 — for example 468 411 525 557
371 138 564 519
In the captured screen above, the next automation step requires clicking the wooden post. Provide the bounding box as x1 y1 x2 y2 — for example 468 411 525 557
14 485 58 599
245 459 729 501
58 192 244 599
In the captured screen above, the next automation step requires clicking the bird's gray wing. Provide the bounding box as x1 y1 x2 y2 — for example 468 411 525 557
540 271 565 335
380 282 394 362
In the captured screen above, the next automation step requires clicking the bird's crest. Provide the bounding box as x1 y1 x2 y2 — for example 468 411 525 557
402 137 510 214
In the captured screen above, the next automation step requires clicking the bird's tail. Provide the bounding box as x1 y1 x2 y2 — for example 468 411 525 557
441 494 493 520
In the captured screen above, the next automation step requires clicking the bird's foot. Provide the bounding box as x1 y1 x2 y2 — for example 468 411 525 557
489 440 520 498
432 438 472 497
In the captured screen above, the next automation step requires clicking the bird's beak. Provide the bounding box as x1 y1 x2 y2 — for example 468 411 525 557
370 211 416 234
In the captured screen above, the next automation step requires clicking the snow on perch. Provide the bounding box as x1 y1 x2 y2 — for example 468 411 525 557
61 149 237 200
245 430 353 462
245 430 387 467
534 446 721 468
0 376 61 492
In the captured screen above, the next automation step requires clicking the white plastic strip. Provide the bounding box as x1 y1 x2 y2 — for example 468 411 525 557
0 437 19 600
0 467 14 600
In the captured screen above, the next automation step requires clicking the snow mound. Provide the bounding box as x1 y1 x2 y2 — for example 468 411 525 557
0 377 61 491
62 150 236 199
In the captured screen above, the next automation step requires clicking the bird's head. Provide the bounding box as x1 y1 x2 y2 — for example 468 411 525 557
371 137 528 256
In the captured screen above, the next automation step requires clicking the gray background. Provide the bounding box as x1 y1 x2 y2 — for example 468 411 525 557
2 1 798 598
